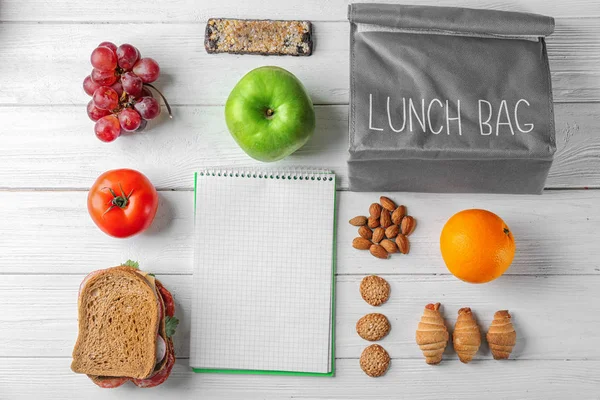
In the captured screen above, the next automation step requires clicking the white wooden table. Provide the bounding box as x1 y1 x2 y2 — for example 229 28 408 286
1 1 600 398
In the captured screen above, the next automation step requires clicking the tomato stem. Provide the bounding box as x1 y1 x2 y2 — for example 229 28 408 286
144 83 172 119
102 183 134 217
503 228 510 235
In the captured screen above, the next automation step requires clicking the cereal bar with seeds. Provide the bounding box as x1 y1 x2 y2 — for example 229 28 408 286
204 18 313 56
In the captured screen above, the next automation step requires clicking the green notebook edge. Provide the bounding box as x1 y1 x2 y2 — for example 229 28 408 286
191 170 337 377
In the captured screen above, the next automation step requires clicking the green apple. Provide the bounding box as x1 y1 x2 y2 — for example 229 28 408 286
225 66 316 162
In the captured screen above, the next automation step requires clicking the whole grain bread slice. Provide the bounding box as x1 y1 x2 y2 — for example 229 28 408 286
71 266 160 379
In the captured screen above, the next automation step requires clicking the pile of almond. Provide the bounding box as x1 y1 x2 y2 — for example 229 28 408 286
349 196 417 259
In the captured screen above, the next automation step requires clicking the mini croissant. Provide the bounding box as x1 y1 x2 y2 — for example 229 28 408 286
415 303 449 364
453 307 481 363
487 310 517 360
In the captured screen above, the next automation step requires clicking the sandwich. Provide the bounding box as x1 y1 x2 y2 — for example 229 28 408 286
71 261 179 388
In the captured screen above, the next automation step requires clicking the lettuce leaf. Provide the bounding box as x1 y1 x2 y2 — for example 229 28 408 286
165 316 179 338
122 260 140 269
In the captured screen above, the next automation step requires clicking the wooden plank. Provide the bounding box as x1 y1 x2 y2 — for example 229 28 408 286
0 192 195 275
2 274 600 360
0 105 349 190
0 190 598 275
1 358 599 400
0 23 348 106
550 103 600 188
0 21 599 106
0 274 192 359
336 190 600 276
551 19 600 72
0 103 599 190
1 0 599 21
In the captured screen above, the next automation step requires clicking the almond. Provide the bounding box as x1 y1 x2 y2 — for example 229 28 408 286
358 225 373 240
380 209 392 229
401 215 417 236
391 205 407 225
349 216 368 226
368 216 380 229
395 234 410 254
370 244 389 259
380 239 398 254
380 196 397 212
372 227 385 243
353 237 372 250
385 224 399 239
369 203 382 219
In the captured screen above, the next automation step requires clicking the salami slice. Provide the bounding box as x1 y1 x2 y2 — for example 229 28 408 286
132 339 175 388
155 279 175 317
88 375 130 388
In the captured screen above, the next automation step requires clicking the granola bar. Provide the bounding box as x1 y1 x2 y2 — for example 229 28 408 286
204 18 313 56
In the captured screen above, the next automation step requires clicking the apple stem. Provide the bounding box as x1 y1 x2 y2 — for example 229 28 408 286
265 108 274 118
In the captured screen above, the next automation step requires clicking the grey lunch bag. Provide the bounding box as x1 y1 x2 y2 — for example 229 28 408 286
348 3 556 194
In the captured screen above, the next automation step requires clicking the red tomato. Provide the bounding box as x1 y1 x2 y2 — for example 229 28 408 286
88 169 159 238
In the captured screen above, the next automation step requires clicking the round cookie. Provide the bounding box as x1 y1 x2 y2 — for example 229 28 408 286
356 313 391 341
360 344 390 377
360 275 390 306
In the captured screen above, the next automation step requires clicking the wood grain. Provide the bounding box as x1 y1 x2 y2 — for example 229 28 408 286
0 23 347 106
0 103 599 190
0 20 599 106
0 190 598 275
2 1 600 398
2 274 600 360
0 105 348 190
1 359 600 400
2 0 599 21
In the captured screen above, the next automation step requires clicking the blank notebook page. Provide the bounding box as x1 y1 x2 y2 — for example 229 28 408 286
191 169 336 374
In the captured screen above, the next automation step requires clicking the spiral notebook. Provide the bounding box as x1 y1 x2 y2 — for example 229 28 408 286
190 168 336 376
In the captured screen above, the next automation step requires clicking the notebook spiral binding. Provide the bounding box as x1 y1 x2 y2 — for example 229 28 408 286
198 168 334 182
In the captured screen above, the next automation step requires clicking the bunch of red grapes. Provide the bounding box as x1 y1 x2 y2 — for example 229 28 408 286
84 42 170 142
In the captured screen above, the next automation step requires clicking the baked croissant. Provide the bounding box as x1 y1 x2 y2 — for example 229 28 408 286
486 310 517 360
415 303 449 364
453 307 481 363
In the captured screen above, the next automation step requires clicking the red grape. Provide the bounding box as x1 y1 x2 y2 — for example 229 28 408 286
132 58 160 83
83 75 101 96
93 86 119 110
91 68 117 86
111 81 124 97
136 119 148 132
91 46 118 71
121 71 143 97
95 115 121 142
118 108 142 132
98 41 118 55
134 97 160 119
117 44 140 71
87 100 111 122
85 44 169 138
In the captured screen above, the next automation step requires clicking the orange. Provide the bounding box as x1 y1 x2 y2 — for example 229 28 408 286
440 209 515 284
